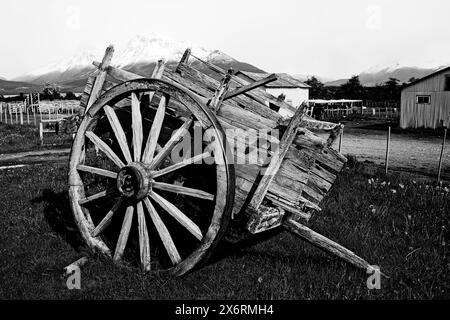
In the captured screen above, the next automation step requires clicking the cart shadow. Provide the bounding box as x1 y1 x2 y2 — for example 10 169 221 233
31 189 86 253
206 228 339 270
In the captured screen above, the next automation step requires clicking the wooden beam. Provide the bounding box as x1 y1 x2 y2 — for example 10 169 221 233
248 104 307 211
223 73 277 101
93 61 142 82
86 45 114 114
283 217 372 271
176 48 191 74
208 69 233 112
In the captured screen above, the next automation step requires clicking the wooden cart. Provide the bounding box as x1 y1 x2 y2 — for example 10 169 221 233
68 45 372 276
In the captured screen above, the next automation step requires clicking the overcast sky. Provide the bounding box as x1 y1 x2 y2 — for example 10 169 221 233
1 0 449 79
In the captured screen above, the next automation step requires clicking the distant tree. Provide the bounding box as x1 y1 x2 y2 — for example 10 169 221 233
305 76 327 99
338 75 364 99
42 83 61 101
408 77 418 83
384 77 401 100
64 91 77 100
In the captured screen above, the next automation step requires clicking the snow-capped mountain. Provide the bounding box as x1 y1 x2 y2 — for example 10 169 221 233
14 33 262 89
323 62 448 87
357 62 444 86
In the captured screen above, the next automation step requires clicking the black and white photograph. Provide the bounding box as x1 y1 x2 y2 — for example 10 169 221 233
0 0 448 310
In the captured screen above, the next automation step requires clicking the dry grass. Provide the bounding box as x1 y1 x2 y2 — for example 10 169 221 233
0 160 448 299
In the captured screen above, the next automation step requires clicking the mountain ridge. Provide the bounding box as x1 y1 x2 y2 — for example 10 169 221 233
13 34 264 88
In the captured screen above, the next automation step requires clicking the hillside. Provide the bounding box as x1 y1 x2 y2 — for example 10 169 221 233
0 79 41 95
323 65 443 87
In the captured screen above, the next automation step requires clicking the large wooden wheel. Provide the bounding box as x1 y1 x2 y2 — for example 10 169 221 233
68 78 235 276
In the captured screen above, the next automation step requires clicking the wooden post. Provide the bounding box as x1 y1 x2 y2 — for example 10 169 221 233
26 104 30 125
15 106 18 124
338 126 343 153
385 126 391 175
0 102 2 122
33 106 36 126
39 122 44 145
9 105 12 124
437 128 447 185
20 105 23 125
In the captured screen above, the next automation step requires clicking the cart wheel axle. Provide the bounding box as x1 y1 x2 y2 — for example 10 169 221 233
116 162 151 200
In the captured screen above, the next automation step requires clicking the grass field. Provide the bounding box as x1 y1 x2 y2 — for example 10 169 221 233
0 123 73 154
0 160 448 300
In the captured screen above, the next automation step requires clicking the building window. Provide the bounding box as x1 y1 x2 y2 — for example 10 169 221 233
416 95 431 104
445 76 450 91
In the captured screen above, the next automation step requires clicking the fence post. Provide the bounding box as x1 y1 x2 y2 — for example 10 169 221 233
20 105 23 125
338 126 344 153
0 102 2 123
385 126 391 175
39 122 44 145
437 128 447 185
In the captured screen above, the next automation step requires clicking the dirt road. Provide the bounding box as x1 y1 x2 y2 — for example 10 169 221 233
331 128 450 180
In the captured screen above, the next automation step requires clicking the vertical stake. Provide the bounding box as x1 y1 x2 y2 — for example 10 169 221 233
39 122 44 145
385 126 391 175
338 126 344 153
437 128 447 185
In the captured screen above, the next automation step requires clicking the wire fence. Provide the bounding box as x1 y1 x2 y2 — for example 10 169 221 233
331 127 449 183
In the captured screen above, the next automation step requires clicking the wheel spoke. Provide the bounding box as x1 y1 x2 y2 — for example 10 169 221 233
149 118 193 170
137 201 151 271
92 197 124 237
79 189 115 205
85 131 125 168
143 197 181 265
131 93 143 162
104 105 133 164
150 191 202 240
77 164 118 179
142 95 167 164
113 205 134 262
152 182 214 201
152 152 210 178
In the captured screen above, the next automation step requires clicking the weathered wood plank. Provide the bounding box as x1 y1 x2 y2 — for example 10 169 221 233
224 73 277 101
86 45 114 113
248 104 306 211
283 217 371 271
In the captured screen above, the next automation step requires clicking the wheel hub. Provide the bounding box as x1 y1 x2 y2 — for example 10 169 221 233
116 163 152 200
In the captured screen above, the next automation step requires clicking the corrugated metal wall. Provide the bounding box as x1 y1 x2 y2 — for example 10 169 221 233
400 72 450 128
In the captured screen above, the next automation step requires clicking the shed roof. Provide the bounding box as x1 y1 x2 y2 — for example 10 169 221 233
402 65 450 89
237 71 310 89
